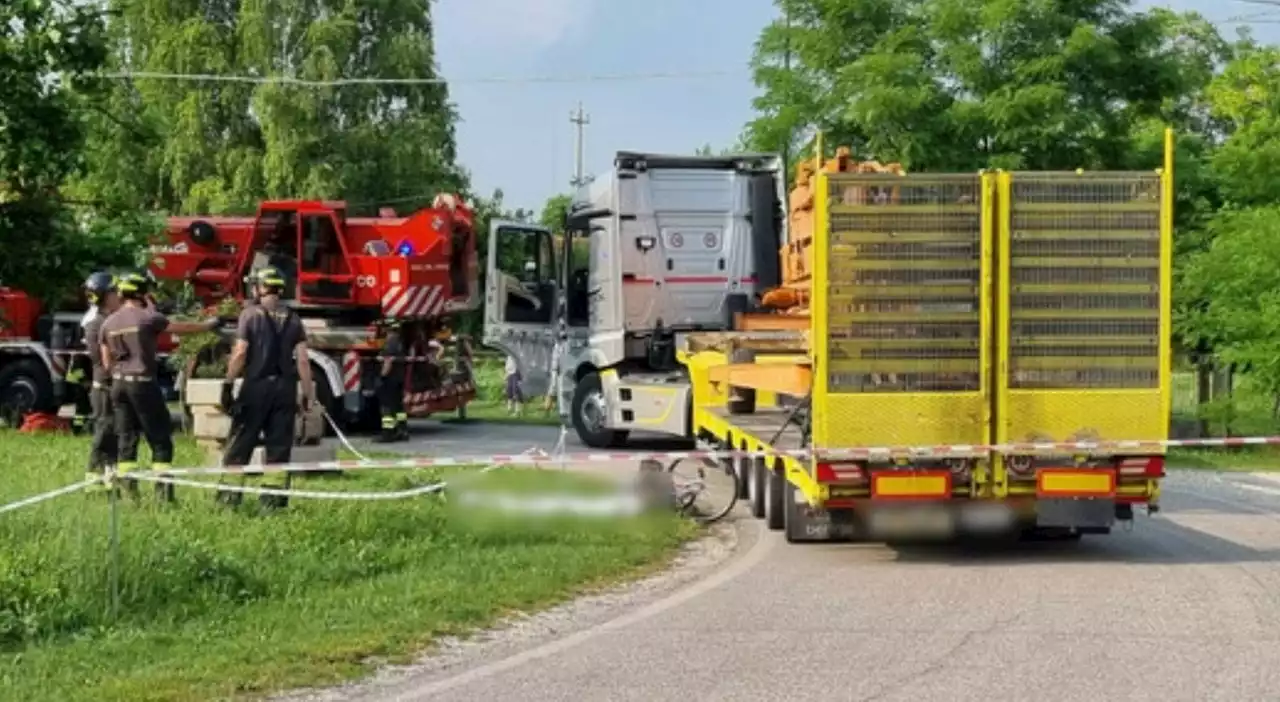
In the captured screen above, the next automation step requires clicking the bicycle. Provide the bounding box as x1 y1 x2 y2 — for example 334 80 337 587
663 455 740 524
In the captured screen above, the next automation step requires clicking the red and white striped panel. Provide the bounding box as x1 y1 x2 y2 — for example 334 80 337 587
382 285 447 319
341 351 360 393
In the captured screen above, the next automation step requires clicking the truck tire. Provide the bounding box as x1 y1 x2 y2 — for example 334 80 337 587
571 371 627 449
783 477 800 543
0 358 55 427
764 463 786 531
748 456 766 518
726 348 756 415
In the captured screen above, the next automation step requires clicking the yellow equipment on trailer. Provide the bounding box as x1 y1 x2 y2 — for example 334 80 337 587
681 130 1175 542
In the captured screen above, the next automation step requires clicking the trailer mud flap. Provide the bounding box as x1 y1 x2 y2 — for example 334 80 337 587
1035 498 1116 529
785 495 860 542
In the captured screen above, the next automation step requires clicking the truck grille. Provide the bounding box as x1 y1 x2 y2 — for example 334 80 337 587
824 174 984 393
1007 173 1162 390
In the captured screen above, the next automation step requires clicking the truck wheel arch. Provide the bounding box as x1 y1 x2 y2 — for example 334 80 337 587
0 349 57 423
304 349 344 402
573 362 598 382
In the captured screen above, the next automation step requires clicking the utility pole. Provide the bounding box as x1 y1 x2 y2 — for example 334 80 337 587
570 102 591 189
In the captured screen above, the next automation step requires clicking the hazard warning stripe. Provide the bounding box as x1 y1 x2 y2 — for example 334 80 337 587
382 285 446 318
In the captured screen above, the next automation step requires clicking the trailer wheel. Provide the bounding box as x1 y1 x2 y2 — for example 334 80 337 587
0 358 55 427
783 477 800 543
735 442 751 500
748 456 766 519
763 463 786 531
571 371 627 449
725 349 756 415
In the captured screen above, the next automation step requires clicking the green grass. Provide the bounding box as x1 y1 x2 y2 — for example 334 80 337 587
463 355 563 426
449 400 562 427
0 432 694 701
1168 447 1280 471
1168 369 1280 471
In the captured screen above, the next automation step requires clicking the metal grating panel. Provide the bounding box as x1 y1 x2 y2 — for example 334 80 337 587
1008 173 1161 389
824 174 983 393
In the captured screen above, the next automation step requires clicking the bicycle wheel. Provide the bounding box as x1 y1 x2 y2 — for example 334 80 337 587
666 456 739 523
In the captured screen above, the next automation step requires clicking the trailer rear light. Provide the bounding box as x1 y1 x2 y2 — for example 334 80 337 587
816 462 865 483
1118 456 1165 478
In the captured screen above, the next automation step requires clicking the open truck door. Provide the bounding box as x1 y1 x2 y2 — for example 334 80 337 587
482 221 559 399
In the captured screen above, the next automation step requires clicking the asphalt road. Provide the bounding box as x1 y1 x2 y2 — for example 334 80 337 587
339 418 690 462
321 420 1280 702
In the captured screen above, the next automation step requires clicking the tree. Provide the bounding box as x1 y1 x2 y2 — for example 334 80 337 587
1179 207 1280 410
75 0 465 217
539 193 572 233
1177 40 1280 419
0 1 140 301
742 0 1228 172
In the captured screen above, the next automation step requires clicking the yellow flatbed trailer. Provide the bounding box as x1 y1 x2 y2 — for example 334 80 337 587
681 131 1174 543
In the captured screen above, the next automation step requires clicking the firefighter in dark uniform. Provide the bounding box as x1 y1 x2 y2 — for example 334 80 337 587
218 266 315 509
375 319 409 443
100 271 174 496
82 272 120 486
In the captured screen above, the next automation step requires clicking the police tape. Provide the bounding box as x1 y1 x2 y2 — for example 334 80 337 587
111 433 1280 480
123 473 648 516
54 350 472 363
125 473 451 500
0 478 100 515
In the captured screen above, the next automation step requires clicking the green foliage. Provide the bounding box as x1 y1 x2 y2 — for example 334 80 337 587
540 193 573 232
0 1 139 301
1180 207 1280 395
168 296 243 380
744 0 1228 171
75 0 464 216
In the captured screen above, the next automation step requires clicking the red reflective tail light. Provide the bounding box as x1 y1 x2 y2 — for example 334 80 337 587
815 462 865 483
1118 456 1165 478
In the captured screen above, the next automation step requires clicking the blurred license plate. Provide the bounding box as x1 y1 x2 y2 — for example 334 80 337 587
958 502 1015 533
868 507 953 537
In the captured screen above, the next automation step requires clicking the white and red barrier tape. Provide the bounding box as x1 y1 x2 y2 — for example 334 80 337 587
57 349 466 363
5 435 1280 517
103 434 1280 479
0 478 99 515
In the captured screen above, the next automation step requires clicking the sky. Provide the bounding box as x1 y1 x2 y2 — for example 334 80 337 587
432 0 1279 214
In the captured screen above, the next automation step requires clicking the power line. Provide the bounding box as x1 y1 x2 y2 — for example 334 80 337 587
96 68 744 88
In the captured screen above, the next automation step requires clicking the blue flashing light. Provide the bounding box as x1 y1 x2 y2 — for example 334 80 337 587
395 240 414 257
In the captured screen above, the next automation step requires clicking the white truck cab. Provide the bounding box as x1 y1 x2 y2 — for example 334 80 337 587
483 151 787 447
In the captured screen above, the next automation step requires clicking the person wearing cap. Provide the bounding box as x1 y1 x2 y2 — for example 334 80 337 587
81 272 120 487
217 265 314 509
99 271 176 496
374 319 408 443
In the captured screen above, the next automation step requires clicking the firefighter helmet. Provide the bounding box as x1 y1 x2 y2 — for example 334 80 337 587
247 265 287 293
83 271 117 303
116 270 152 298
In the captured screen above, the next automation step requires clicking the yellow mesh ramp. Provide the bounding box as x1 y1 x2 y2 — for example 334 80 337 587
997 171 1169 444
812 172 992 449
